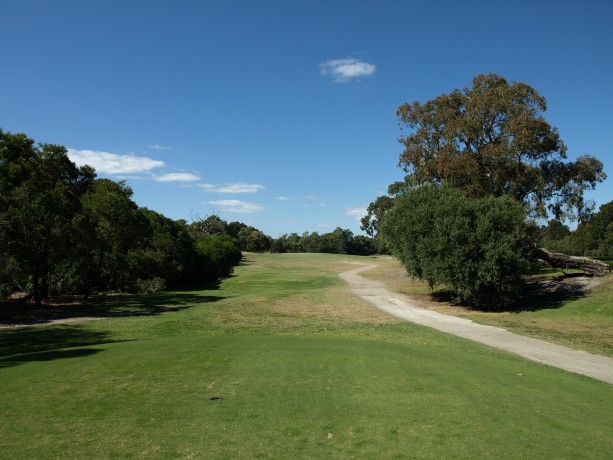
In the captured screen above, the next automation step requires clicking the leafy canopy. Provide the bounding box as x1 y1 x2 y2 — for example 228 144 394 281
397 73 605 221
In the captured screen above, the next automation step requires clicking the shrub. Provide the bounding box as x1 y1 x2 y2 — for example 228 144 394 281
380 185 535 308
136 277 167 294
195 235 242 279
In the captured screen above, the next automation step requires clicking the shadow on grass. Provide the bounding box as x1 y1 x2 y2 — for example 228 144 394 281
0 324 122 369
429 277 589 313
0 283 228 369
513 278 589 312
0 287 225 327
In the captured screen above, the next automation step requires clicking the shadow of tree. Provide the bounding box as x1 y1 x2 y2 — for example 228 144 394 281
0 291 224 327
512 278 589 312
0 288 226 369
0 325 119 369
429 277 589 313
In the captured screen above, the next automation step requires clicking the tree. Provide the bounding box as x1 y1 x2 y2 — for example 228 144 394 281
367 74 610 307
328 227 354 254
542 220 571 243
544 200 613 258
78 179 146 292
381 185 536 308
190 214 227 238
195 235 242 278
236 226 271 252
396 73 605 221
0 131 95 305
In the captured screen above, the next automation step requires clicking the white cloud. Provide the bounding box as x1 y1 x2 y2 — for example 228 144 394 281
154 172 201 182
320 58 376 83
68 149 165 174
208 199 264 213
276 196 294 201
198 182 265 193
346 206 367 220
148 144 173 151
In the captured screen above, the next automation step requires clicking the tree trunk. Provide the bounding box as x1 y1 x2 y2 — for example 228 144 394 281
534 248 612 276
41 274 49 300
32 268 42 307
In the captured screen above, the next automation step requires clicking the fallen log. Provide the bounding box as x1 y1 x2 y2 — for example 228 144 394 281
534 248 612 277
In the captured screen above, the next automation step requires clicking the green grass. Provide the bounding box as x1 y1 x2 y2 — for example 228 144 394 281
1 253 612 459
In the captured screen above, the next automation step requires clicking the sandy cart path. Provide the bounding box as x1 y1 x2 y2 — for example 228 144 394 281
340 264 613 385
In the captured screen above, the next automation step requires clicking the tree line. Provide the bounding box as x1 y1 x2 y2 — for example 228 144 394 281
186 214 378 256
0 130 242 306
0 129 377 306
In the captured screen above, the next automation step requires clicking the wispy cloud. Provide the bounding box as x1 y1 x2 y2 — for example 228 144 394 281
154 172 201 182
198 182 265 193
320 58 376 83
346 206 367 220
68 149 165 174
276 196 295 201
208 199 264 213
148 144 173 151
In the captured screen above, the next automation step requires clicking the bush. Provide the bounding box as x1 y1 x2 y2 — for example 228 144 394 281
195 235 242 278
136 277 167 294
380 185 535 308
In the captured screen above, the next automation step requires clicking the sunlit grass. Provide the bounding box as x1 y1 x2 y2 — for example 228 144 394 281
1 253 612 458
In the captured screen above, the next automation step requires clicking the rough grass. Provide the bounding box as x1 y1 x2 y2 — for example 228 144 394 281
363 256 613 357
1 253 612 459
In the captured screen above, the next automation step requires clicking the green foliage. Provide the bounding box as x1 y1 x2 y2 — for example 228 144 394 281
0 130 96 304
544 201 613 257
381 185 535 308
237 226 272 252
271 228 378 256
196 235 243 278
397 73 605 221
135 277 167 294
0 129 244 299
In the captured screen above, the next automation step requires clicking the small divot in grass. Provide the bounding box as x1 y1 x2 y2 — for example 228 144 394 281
210 396 223 402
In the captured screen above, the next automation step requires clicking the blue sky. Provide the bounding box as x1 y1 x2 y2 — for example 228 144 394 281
2 0 611 236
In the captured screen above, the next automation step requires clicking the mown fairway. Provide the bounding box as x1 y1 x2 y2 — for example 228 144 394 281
1 253 612 459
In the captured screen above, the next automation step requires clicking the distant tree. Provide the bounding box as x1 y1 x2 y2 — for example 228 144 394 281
328 227 354 254
545 201 613 258
270 236 288 253
227 221 247 241
190 214 227 238
300 232 323 253
351 235 378 256
195 235 242 278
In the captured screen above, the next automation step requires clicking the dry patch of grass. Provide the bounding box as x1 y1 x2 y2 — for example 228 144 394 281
267 281 402 324
362 256 613 356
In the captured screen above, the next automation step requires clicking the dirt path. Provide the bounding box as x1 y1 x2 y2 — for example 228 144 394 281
340 264 613 385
